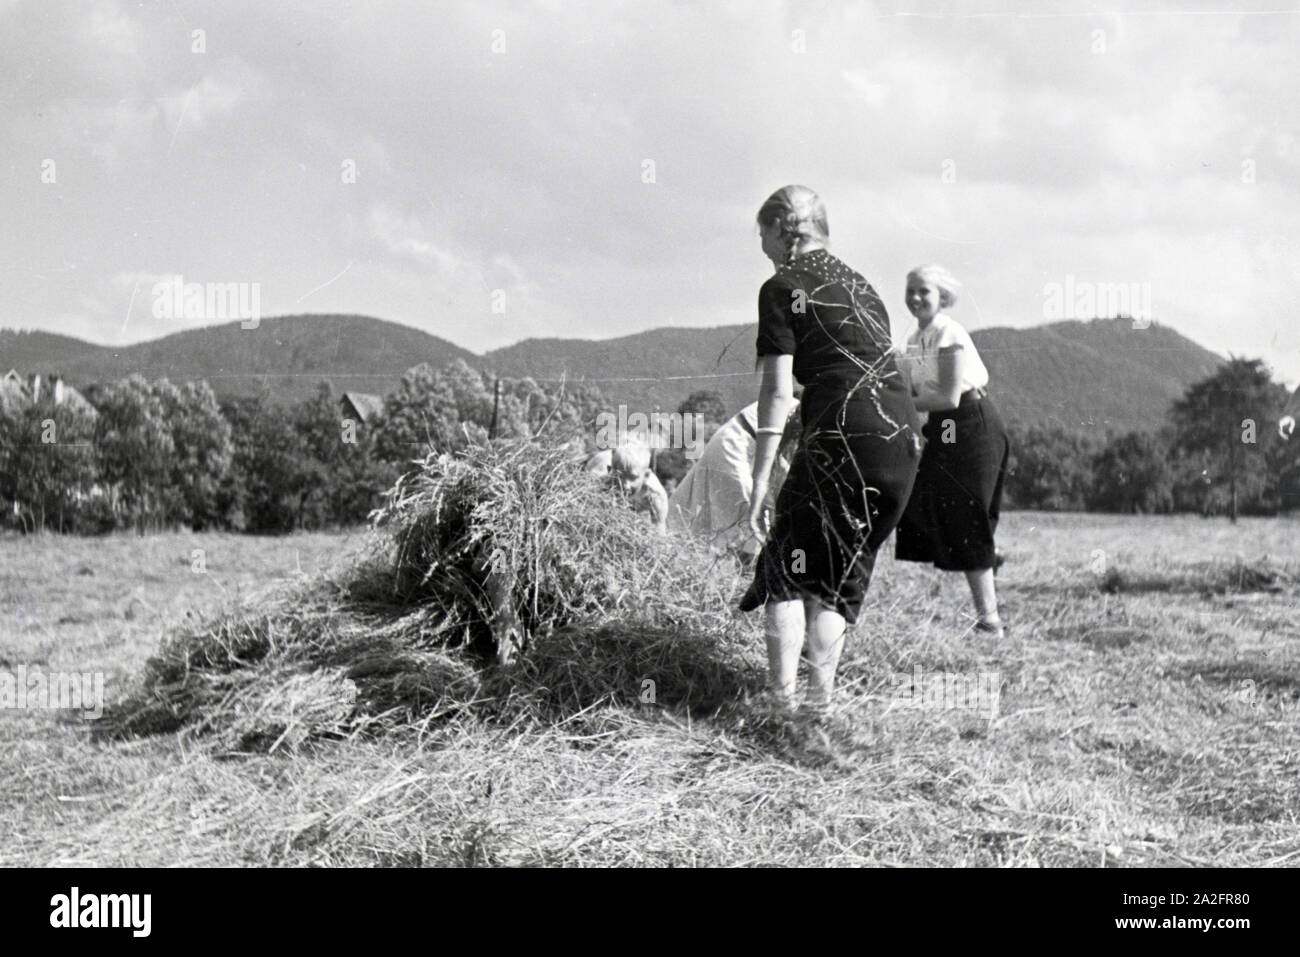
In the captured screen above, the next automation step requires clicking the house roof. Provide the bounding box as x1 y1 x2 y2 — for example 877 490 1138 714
0 373 97 417
0 374 26 413
340 391 385 423
58 384 97 417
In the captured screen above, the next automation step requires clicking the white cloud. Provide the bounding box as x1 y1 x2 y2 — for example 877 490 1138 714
367 205 464 274
158 69 253 132
1 0 1297 381
840 69 889 109
112 272 172 289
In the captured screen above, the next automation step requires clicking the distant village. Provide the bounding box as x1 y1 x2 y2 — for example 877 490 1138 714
1 370 95 416
4 367 387 429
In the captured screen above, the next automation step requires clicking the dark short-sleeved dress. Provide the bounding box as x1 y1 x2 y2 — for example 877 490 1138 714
738 249 921 623
893 316 1010 572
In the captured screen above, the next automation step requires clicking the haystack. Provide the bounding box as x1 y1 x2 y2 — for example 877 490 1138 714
98 440 755 750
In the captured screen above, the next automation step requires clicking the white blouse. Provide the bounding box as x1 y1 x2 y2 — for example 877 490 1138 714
903 313 989 396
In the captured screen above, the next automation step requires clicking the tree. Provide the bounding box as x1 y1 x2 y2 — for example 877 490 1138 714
494 376 607 446
1168 358 1284 521
1003 424 1104 511
372 363 467 468
294 382 394 527
678 389 728 426
375 361 608 471
0 397 99 532
1088 430 1174 514
219 391 313 533
156 380 233 529
93 376 175 531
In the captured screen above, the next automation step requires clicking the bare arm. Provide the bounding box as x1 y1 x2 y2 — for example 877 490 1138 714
748 354 795 537
912 346 964 413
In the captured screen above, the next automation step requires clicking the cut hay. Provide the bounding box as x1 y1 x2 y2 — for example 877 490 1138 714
1092 556 1296 597
97 441 754 750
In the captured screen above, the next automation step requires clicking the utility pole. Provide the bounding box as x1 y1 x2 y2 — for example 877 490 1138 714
489 377 502 439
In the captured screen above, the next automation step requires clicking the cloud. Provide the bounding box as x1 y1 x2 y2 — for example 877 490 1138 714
112 272 182 291
158 68 254 133
840 69 889 109
1 0 1297 382
367 205 465 274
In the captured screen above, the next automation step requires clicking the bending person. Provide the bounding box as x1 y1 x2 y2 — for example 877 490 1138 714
739 185 921 719
585 440 668 532
667 400 800 560
894 264 1010 637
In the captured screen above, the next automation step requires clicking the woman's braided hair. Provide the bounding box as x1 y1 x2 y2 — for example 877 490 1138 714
756 185 829 263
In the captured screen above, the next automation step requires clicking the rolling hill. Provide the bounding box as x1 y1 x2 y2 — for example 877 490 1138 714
482 317 1224 432
971 320 1223 431
40 315 476 401
0 329 102 369
2 314 1224 432
483 325 758 418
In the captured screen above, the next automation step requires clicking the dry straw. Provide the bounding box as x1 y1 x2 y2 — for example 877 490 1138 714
97 440 756 750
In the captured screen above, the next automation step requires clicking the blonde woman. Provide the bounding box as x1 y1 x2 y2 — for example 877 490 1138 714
894 265 1010 637
739 185 921 719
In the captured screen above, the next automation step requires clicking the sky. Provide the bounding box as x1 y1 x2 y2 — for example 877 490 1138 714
3 0 1299 384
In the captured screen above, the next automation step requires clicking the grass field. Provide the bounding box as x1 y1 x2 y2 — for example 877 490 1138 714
2 512 1298 867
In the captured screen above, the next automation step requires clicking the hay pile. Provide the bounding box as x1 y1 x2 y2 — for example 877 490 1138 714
98 441 756 751
1094 555 1296 596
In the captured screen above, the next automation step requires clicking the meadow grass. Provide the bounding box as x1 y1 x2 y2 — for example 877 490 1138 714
1 509 1297 867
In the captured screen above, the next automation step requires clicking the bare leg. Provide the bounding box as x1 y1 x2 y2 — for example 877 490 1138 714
803 599 847 715
964 567 1002 631
764 599 805 712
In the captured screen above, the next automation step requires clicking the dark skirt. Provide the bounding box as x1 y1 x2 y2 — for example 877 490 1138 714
739 377 920 623
895 390 1010 571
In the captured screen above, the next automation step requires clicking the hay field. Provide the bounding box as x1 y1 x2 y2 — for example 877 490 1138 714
2 512 1298 867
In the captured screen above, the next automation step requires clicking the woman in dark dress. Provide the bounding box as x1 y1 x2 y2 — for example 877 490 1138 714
739 186 921 716
894 265 1010 637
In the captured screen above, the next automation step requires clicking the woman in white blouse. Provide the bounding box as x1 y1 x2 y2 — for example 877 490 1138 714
895 264 1010 637
666 401 800 560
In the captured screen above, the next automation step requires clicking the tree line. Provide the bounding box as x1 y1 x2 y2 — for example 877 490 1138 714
1 357 1296 534
0 360 607 534
1004 358 1297 517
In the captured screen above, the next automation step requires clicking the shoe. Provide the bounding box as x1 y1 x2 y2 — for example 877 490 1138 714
974 618 1006 638
789 710 853 768
756 688 799 721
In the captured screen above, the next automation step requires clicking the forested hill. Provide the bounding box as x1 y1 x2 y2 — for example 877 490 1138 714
6 315 1223 432
483 318 1224 432
29 315 476 401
